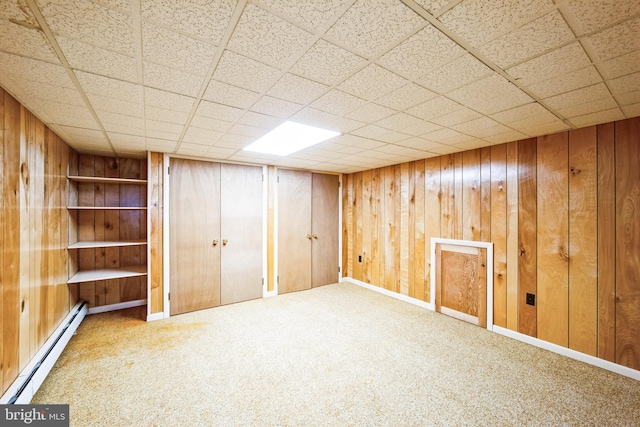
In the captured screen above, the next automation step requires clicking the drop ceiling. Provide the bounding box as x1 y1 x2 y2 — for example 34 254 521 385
0 0 638 173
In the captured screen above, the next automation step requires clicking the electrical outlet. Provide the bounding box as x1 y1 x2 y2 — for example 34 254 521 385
526 293 535 306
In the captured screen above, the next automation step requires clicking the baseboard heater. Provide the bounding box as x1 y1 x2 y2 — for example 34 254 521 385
0 300 88 404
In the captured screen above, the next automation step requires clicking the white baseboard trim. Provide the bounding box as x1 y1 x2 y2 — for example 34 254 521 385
0 301 88 404
263 290 278 298
146 312 165 322
88 299 147 315
493 326 640 381
341 277 435 311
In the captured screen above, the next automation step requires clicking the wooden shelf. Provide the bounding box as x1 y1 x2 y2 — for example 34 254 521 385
68 265 147 284
67 206 147 210
68 240 147 249
68 176 147 185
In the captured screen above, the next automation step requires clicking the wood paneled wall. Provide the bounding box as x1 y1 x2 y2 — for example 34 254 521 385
343 117 640 371
1 89 76 395
69 155 147 308
148 152 164 315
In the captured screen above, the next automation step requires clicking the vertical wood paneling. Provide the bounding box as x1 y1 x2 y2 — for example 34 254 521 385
462 149 481 241
506 141 519 331
537 133 569 346
3 93 21 390
597 122 616 362
394 165 402 293
407 162 415 297
353 172 363 282
93 157 106 306
104 158 120 305
361 170 372 284
424 157 441 303
343 174 352 278
413 161 426 302
491 144 508 328
454 153 463 240
383 166 396 291
0 88 4 391
148 152 163 314
376 169 386 286
78 156 96 306
441 155 454 239
615 117 640 370
518 138 537 337
568 126 598 356
370 169 381 287
480 147 491 243
18 107 30 369
400 162 410 296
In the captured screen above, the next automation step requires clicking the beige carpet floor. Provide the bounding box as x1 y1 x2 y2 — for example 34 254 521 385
33 282 640 426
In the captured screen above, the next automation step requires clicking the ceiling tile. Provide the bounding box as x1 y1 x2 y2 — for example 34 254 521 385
237 111 282 128
429 107 483 127
76 71 140 101
96 110 143 128
565 0 640 35
374 131 412 143
87 94 141 117
58 126 105 140
395 137 448 151
190 115 233 133
291 107 338 128
334 134 386 150
140 0 235 44
0 52 73 88
289 39 366 85
144 87 195 112
483 130 528 144
177 142 210 156
414 0 451 14
102 122 144 136
344 103 395 122
58 37 136 82
37 0 134 55
195 100 244 121
478 10 574 68
325 0 425 58
439 0 555 47
609 72 640 95
0 16 58 63
378 24 465 78
616 91 640 106
403 121 443 136
375 82 437 110
267 73 329 105
447 74 533 115
524 66 603 99
331 116 366 133
621 103 640 117
451 117 512 138
145 137 178 152
569 108 625 127
227 3 314 67
338 64 408 102
517 120 569 137
204 146 237 159
558 96 618 118
451 139 489 150
351 124 391 139
588 17 640 62
183 126 224 143
145 105 189 125
544 82 611 110
427 144 465 155
146 129 181 140
202 80 260 109
250 96 302 117
16 79 85 107
143 61 203 96
311 89 368 115
212 50 281 93
228 123 267 138
146 119 184 134
603 49 640 79
407 96 463 120
255 0 350 30
417 53 493 94
142 23 215 76
422 128 472 144
507 42 591 86
376 112 427 132
490 102 553 123
107 132 144 146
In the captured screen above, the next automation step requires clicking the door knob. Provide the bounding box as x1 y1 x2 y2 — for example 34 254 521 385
306 234 312 240
213 239 219 246
312 234 318 239
223 239 228 246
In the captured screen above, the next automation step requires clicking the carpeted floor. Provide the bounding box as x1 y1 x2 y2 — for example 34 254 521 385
33 282 640 426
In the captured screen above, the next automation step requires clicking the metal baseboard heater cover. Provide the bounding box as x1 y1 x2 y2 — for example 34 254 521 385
0 300 87 404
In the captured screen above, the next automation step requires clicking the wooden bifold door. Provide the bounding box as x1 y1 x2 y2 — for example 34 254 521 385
278 169 339 294
169 159 263 315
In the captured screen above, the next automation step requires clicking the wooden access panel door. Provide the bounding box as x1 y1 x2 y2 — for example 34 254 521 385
220 164 263 305
311 173 339 288
436 243 487 327
169 159 221 315
278 169 312 294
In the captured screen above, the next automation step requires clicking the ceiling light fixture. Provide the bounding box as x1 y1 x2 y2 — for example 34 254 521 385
243 121 340 156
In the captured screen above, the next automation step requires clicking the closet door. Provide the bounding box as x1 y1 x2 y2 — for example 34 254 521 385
311 173 339 287
169 159 221 315
278 169 312 294
220 164 264 305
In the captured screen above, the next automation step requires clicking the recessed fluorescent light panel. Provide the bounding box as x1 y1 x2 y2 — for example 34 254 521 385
243 121 340 156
